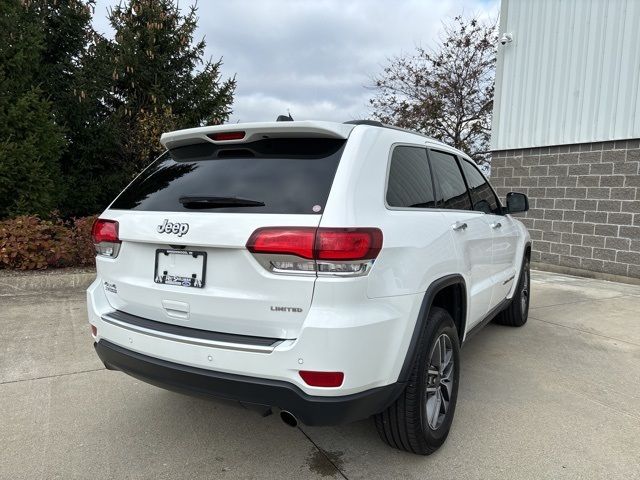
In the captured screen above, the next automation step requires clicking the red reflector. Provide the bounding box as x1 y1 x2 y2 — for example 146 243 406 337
247 227 316 259
90 324 97 336
299 371 344 387
316 228 382 261
208 131 245 141
91 219 120 243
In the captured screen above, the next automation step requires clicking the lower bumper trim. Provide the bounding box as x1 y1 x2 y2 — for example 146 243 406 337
95 340 405 426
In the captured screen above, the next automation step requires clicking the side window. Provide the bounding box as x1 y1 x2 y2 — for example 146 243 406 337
429 150 472 210
386 146 436 208
459 159 501 214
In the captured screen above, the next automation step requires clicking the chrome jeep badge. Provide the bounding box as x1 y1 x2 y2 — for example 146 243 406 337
157 219 189 237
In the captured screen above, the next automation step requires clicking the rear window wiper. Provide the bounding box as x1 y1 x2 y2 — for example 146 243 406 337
179 196 265 209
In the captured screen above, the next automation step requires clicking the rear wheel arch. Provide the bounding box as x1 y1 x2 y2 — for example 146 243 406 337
516 241 532 287
397 275 467 383
495 250 530 327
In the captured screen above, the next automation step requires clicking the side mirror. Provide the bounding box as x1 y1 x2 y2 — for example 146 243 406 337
506 192 529 214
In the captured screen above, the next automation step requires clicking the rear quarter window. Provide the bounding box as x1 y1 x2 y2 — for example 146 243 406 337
386 146 436 208
110 138 345 214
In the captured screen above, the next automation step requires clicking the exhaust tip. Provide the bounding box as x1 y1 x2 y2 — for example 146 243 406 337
280 410 298 428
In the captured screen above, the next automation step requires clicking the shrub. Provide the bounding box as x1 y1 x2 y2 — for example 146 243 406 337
0 215 96 270
71 215 98 266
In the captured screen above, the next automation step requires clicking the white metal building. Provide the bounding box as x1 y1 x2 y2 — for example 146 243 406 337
491 0 640 280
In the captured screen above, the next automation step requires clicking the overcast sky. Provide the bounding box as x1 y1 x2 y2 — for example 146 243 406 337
93 0 498 124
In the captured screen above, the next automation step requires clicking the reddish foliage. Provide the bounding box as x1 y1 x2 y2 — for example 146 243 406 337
71 215 98 267
0 215 97 270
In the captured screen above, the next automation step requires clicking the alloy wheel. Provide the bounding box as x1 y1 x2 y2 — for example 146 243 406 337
425 333 454 430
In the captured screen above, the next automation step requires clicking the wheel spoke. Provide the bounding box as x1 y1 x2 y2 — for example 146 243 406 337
425 391 437 426
431 340 441 369
441 365 452 383
440 378 452 400
440 386 449 415
443 349 452 370
439 337 446 372
431 390 441 426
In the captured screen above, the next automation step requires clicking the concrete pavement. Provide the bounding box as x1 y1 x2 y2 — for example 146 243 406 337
1 271 639 479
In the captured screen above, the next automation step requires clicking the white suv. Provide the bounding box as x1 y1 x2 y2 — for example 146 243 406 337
87 120 531 455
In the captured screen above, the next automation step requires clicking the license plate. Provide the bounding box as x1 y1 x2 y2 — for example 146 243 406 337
154 249 207 288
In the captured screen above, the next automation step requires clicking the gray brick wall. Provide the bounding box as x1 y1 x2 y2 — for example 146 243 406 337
491 139 640 279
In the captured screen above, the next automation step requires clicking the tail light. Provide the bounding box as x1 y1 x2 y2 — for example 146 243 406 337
91 219 121 258
299 370 344 387
247 227 382 277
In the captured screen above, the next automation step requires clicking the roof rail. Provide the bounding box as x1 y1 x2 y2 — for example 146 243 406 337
344 119 440 143
344 119 384 127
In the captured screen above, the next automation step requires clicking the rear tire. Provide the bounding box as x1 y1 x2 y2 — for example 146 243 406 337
495 256 530 327
374 307 460 455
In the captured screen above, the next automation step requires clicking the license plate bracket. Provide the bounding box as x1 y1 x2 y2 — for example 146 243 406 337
154 249 207 288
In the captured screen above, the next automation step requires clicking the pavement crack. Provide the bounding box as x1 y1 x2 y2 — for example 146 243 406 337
529 293 632 311
298 426 349 479
0 367 105 385
529 316 640 347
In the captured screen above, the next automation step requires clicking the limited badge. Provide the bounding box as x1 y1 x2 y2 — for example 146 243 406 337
104 281 117 294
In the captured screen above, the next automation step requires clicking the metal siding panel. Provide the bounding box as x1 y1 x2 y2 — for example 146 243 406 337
490 0 508 150
546 1 564 145
492 0 640 150
531 0 546 147
632 1 640 135
597 0 617 140
607 0 624 140
587 0 607 141
577 0 594 141
618 0 639 139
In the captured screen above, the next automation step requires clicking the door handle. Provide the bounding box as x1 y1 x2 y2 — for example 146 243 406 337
491 222 502 229
452 222 468 231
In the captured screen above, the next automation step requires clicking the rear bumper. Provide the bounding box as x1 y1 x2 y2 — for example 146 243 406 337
95 339 404 426
87 277 422 397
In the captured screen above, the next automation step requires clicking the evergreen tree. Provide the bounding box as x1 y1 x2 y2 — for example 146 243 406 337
0 0 236 218
0 0 65 218
29 0 121 216
108 0 236 172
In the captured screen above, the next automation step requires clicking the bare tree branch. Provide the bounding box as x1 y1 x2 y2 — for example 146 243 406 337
369 15 497 166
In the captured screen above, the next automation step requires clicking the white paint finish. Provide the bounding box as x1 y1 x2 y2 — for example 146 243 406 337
90 121 531 398
97 211 321 339
160 120 356 149
492 0 640 150
88 279 424 396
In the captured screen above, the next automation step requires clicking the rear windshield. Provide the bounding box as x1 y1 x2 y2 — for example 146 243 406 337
110 138 345 214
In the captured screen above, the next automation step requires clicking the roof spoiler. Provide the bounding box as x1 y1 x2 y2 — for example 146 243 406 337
160 121 355 150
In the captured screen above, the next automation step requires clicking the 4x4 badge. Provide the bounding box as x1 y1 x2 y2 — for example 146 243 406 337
157 219 189 237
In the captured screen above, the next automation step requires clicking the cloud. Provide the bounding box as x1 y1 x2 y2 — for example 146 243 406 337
92 0 498 123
